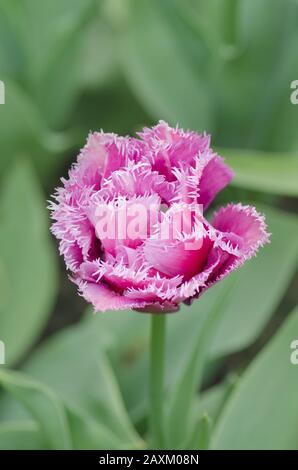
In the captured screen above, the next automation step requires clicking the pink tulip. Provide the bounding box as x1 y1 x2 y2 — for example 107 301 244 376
50 121 269 313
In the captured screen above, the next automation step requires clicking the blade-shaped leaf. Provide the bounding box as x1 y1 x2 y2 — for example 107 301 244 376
165 278 235 448
209 204 298 358
122 0 213 131
212 306 298 450
0 420 43 450
220 148 298 196
187 413 211 451
0 160 58 364
0 78 73 181
0 369 72 449
236 0 298 150
0 0 95 128
65 405 131 450
184 374 238 450
0 80 54 176
0 315 143 449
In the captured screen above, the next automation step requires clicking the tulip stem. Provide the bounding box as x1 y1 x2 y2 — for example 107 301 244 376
149 313 166 449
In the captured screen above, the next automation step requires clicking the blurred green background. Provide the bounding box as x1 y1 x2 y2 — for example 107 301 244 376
0 0 298 450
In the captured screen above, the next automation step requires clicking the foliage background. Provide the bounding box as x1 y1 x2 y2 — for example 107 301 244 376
0 0 297 450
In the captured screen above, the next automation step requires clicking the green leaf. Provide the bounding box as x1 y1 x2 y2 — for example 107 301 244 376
24 0 96 129
0 80 70 179
0 9 24 78
0 420 43 450
76 15 117 92
0 160 58 364
193 374 238 428
0 315 143 449
220 148 298 196
108 205 298 426
0 80 48 173
236 0 298 150
212 306 298 450
165 278 235 448
66 405 129 450
187 413 211 450
0 0 96 128
0 369 72 449
209 204 298 357
184 373 238 450
122 0 213 131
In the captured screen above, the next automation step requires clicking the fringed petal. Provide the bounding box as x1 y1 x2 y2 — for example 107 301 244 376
77 132 145 186
212 203 270 258
77 280 149 312
138 120 211 175
198 155 234 209
49 185 98 271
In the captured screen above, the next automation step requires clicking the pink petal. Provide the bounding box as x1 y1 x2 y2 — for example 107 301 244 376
49 185 98 271
143 234 212 281
198 155 234 209
98 161 174 203
78 257 182 299
212 203 270 258
189 204 270 294
77 132 145 187
87 194 161 257
173 248 221 303
77 280 149 312
138 120 211 179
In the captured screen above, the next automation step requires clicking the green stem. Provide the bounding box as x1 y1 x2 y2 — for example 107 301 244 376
150 314 166 449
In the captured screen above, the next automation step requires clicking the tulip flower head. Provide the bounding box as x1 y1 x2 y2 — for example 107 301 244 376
50 121 269 313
